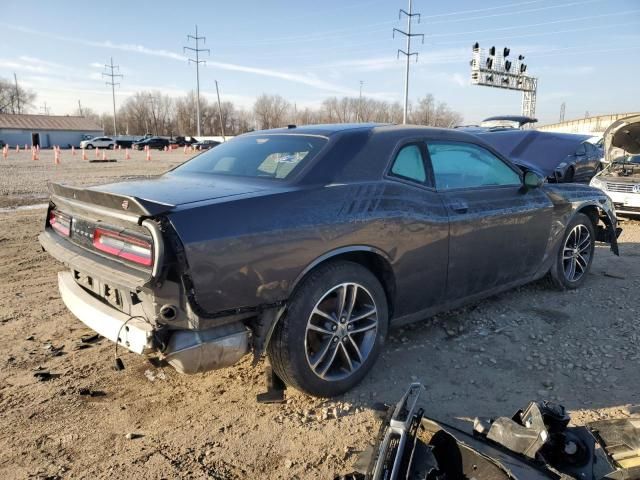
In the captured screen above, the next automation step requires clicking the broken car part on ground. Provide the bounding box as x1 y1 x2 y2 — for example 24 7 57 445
340 383 640 480
39 123 620 398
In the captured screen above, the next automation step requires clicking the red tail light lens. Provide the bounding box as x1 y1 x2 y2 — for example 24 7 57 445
49 211 71 237
93 228 153 267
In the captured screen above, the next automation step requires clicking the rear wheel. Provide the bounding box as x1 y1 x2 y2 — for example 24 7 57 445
549 213 595 290
268 261 388 397
86 144 94 149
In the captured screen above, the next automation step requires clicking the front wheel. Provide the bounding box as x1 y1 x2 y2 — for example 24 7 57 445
549 213 595 290
268 261 388 397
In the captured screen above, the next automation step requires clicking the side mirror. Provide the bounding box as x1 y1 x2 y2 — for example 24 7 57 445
524 171 544 189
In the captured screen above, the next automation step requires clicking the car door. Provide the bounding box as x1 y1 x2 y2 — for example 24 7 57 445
384 143 449 317
425 140 554 301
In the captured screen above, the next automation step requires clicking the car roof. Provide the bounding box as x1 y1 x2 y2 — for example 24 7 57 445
243 123 486 143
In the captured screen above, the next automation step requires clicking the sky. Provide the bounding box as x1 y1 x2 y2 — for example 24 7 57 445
0 0 639 125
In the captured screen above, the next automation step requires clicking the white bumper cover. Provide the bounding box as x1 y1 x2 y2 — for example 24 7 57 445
58 271 155 354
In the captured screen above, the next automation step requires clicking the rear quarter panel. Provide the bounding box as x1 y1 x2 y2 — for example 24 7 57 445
167 181 449 317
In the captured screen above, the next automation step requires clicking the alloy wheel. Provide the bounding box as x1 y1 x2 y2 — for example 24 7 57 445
562 224 591 282
304 282 378 381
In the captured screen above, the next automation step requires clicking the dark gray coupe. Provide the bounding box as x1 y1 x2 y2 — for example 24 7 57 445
39 124 620 397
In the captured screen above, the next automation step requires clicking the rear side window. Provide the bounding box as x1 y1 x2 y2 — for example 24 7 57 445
426 141 521 190
390 145 426 183
173 135 327 180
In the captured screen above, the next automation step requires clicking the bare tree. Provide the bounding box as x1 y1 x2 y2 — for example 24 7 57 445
253 94 291 130
0 77 36 114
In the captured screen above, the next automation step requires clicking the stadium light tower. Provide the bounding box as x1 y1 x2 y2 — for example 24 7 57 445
470 43 538 120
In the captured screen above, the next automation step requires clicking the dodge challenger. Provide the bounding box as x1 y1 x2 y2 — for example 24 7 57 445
39 123 620 397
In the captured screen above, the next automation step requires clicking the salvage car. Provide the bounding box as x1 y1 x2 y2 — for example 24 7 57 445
468 129 602 183
39 123 620 397
590 114 640 216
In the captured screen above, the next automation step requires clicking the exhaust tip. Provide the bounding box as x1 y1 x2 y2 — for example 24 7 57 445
159 304 177 322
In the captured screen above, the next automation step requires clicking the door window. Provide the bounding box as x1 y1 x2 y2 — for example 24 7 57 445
426 141 521 190
390 144 427 183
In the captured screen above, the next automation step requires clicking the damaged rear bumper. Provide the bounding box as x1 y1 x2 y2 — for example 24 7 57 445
57 271 250 373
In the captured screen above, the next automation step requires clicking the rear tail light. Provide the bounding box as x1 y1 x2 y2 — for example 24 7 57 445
49 211 71 237
93 228 153 267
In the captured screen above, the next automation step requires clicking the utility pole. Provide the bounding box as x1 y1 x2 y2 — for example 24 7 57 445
77 100 83 116
214 80 225 141
184 25 210 137
559 102 566 123
393 0 424 124
13 73 20 113
102 57 123 136
358 80 364 122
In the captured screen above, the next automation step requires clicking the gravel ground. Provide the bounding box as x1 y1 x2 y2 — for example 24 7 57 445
0 149 196 208
0 158 639 479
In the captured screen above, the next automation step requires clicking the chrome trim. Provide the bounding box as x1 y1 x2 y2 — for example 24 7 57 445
142 219 164 279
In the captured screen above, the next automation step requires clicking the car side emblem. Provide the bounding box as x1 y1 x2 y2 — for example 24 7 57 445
121 200 129 210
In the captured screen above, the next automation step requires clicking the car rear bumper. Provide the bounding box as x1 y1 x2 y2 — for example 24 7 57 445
58 271 155 354
57 271 251 373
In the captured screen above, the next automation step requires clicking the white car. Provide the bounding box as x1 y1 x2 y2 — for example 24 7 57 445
79 137 115 149
590 114 640 216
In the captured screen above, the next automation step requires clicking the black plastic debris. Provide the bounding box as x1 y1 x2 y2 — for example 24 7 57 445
78 387 106 397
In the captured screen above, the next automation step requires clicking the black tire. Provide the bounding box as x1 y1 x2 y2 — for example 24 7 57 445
549 213 595 290
108 144 114 150
268 261 388 397
86 144 94 149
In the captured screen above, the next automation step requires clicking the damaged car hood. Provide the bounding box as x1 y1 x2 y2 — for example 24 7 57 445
604 114 640 162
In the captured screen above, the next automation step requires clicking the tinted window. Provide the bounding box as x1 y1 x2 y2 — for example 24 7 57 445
426 141 521 190
173 135 327 180
390 145 426 183
575 143 587 155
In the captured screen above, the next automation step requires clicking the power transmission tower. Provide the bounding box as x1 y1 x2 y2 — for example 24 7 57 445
183 25 210 137
559 102 566 123
102 57 123 136
393 0 424 124
78 100 83 116
40 102 50 115
215 80 225 141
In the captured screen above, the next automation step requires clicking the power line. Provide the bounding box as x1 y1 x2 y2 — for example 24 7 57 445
183 24 210 137
214 0 605 47
394 0 424 124
102 57 122 136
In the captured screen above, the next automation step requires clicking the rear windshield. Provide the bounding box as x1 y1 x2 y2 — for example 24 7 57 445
173 134 327 180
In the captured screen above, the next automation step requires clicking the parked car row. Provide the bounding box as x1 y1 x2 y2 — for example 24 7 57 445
78 135 221 151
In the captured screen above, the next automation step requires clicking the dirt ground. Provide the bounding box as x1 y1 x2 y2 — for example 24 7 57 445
1 150 639 479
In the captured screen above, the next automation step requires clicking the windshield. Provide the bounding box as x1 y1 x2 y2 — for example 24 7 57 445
173 134 327 180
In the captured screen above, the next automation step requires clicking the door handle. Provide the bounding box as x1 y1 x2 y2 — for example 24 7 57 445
449 199 468 214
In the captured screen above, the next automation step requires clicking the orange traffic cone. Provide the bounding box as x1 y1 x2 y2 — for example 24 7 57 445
15 144 19 152
95 147 100 159
71 146 75 156
24 144 28 150
102 150 107 161
125 148 130 160
32 148 38 161
54 148 61 165
82 148 87 160
146 147 151 161
183 145 187 154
